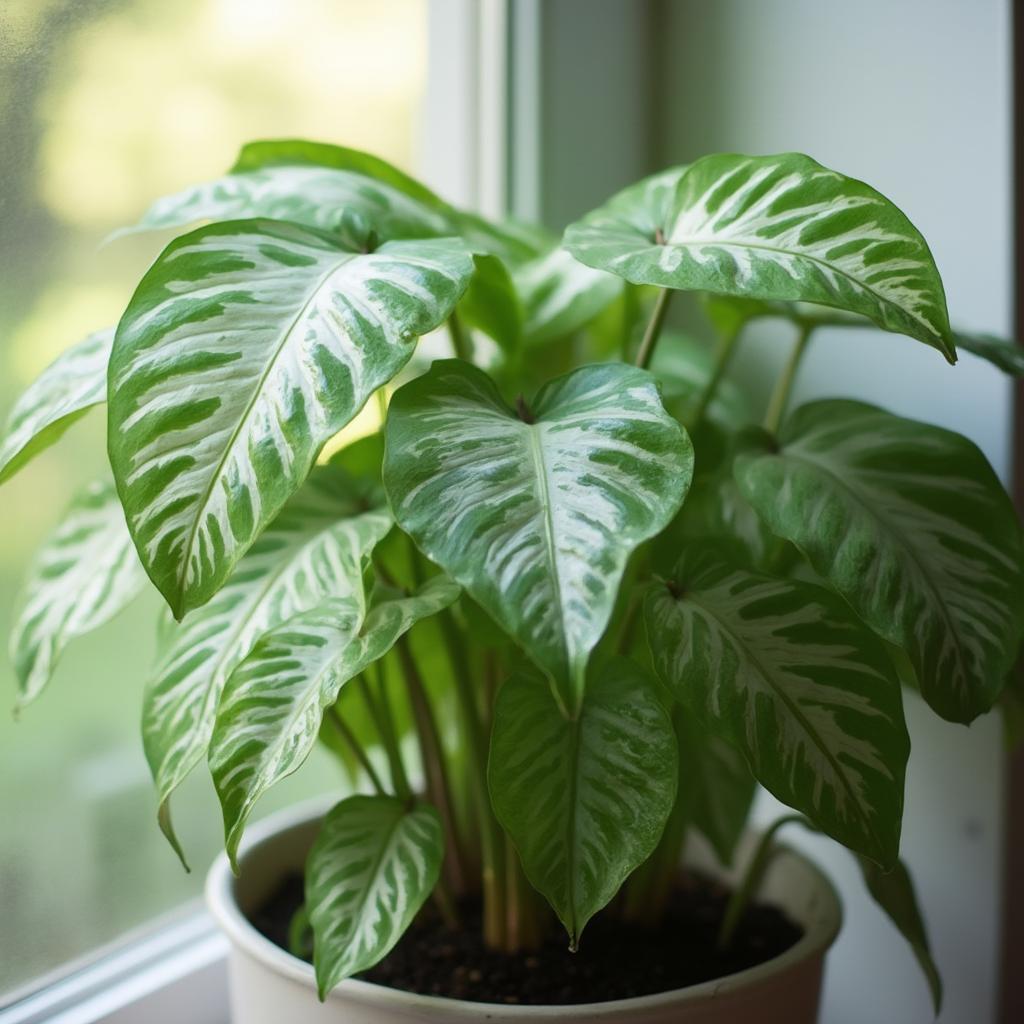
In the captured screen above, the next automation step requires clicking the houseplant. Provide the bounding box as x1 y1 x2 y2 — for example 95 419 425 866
5 140 1024 1020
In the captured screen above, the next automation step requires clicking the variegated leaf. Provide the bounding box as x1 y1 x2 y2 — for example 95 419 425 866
108 220 472 618
0 329 112 484
142 467 392 863
735 400 1024 723
383 360 692 712
113 156 449 242
307 795 443 997
10 480 146 709
564 153 954 360
515 246 622 346
209 576 460 865
488 659 678 946
644 547 909 866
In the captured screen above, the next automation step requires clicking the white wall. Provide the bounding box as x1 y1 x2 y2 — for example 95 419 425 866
657 2 1012 1021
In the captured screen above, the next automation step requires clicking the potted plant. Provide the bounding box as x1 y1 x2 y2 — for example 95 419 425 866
5 141 1023 1022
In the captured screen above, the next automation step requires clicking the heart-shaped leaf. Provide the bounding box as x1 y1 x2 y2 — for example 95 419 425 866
10 480 147 709
210 576 460 865
564 153 954 360
307 795 443 998
735 400 1024 723
383 360 692 712
645 548 909 866
514 247 623 346
142 467 392 863
108 220 471 618
488 659 678 946
0 329 112 484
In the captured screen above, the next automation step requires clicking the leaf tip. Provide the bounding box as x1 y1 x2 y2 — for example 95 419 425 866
157 800 191 872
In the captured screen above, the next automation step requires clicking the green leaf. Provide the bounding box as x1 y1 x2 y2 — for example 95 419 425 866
10 480 146 710
0 329 112 484
108 220 472 618
859 857 942 1014
644 547 909 866
141 468 391 864
229 140 449 212
488 658 678 946
383 359 692 712
676 712 756 865
515 247 623 346
115 148 449 243
307 795 443 997
210 576 460 865
735 399 1024 723
955 330 1024 376
458 253 524 353
564 153 954 360
450 211 554 264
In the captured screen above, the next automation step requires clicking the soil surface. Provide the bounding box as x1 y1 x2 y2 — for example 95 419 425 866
250 870 803 1005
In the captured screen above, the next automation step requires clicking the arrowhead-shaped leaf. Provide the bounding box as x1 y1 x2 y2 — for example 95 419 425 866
383 360 692 712
488 659 678 946
115 143 450 242
0 329 112 484
108 220 472 618
141 467 392 863
735 400 1024 723
564 153 954 360
644 548 909 866
10 480 147 709
210 576 460 865
307 795 443 998
859 857 942 1014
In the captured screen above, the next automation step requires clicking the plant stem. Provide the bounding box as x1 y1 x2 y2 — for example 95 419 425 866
717 813 806 950
635 288 674 369
448 311 471 362
763 324 814 434
325 706 387 797
395 634 468 896
687 324 745 431
438 611 507 949
359 670 411 801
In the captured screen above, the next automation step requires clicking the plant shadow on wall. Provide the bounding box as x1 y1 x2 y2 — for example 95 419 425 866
5 141 1024 1013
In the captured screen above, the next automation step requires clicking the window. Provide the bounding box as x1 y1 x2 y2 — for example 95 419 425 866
0 0 429 1002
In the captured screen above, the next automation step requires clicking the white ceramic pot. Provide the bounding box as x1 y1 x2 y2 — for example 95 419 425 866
206 798 842 1024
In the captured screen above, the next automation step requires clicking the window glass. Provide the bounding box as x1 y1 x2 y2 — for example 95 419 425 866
0 0 427 999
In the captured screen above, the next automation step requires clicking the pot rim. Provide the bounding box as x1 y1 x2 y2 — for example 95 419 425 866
206 795 842 1018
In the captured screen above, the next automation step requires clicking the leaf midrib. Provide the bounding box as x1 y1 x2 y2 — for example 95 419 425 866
175 245 357 609
679 589 879 850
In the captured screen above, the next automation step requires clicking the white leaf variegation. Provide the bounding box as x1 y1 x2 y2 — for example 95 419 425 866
735 400 1024 724
114 165 450 244
10 480 146 709
108 219 472 618
644 547 909 866
307 795 443 998
488 659 678 946
564 153 955 360
383 360 692 712
142 467 392 863
0 329 112 484
209 576 460 865
514 246 622 346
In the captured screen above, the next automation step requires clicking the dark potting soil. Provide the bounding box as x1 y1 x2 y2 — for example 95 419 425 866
250 870 802 1005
